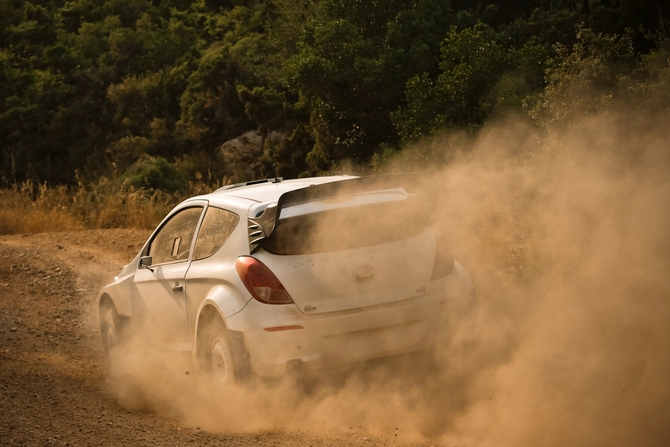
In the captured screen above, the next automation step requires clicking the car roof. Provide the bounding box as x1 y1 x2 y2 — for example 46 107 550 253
196 175 358 204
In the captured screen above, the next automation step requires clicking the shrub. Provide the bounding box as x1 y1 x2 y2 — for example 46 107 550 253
121 156 189 193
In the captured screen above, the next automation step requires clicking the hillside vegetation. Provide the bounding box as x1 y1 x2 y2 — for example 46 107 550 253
1 0 669 232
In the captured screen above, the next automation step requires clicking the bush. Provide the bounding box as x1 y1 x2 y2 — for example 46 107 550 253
121 156 189 193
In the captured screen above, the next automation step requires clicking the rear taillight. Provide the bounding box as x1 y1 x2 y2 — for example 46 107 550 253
431 234 455 280
235 256 294 304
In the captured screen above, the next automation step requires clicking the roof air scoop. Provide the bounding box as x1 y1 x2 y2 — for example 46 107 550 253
248 203 278 252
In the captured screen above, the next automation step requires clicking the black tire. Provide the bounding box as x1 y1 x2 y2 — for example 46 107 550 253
200 321 251 386
100 305 124 358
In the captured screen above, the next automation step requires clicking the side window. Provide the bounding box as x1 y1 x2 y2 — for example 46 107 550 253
193 206 240 260
148 207 203 265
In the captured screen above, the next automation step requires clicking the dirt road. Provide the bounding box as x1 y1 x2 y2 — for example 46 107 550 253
0 230 445 447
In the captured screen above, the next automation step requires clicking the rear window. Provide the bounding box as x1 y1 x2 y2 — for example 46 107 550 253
193 206 239 260
263 199 429 255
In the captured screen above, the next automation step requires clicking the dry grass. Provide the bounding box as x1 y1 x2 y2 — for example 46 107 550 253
0 182 83 234
0 180 215 235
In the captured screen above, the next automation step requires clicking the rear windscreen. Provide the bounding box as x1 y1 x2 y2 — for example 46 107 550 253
263 199 429 255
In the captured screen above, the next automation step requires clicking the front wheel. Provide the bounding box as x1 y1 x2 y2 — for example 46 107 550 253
100 305 124 357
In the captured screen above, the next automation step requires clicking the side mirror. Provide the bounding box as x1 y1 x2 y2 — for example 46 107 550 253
139 256 153 268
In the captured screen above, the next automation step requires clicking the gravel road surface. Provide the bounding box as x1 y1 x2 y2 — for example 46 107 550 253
0 230 449 447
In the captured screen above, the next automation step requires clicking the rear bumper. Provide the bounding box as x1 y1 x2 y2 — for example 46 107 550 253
226 264 474 377
233 296 446 378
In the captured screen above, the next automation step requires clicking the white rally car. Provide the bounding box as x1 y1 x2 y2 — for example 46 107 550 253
98 174 474 383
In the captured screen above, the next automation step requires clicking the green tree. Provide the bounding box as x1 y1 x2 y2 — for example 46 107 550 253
281 0 455 171
393 23 509 143
530 27 638 127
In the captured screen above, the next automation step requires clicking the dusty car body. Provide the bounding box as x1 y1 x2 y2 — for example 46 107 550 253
98 175 474 383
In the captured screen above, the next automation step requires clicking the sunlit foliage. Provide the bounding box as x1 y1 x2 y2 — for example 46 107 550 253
0 0 668 188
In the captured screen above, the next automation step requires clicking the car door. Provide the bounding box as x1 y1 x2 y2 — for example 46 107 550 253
132 205 204 350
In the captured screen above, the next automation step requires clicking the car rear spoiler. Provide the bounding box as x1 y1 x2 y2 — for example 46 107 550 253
248 173 426 252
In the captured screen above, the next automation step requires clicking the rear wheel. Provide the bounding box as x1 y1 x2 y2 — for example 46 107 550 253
200 320 251 387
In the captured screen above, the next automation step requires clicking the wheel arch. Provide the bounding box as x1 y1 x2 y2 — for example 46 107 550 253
196 302 228 332
98 275 134 318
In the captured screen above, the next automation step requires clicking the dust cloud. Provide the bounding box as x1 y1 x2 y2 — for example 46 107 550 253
107 106 670 446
